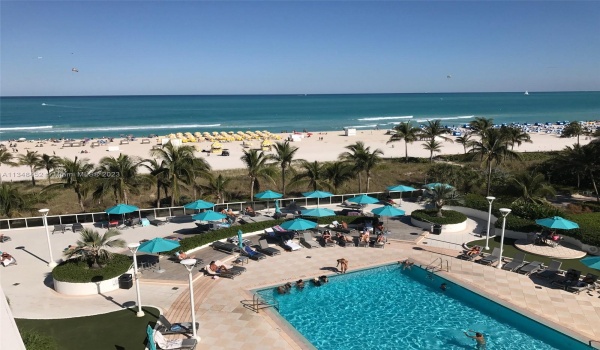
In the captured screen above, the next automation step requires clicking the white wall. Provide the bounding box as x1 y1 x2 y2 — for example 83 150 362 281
0 286 26 350
53 268 134 296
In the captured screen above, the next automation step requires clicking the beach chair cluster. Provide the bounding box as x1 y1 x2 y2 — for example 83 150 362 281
148 322 198 350
550 269 599 294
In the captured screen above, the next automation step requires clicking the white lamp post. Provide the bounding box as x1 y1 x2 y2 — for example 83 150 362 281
497 208 512 269
127 242 144 317
485 196 496 250
39 209 57 268
181 259 199 340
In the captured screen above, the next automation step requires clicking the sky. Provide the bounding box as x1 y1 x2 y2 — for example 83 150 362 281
1 1 599 96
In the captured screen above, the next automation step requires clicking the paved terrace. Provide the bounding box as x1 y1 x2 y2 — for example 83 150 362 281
1 202 599 349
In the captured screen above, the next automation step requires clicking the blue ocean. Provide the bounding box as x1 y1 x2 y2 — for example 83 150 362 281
1 92 598 141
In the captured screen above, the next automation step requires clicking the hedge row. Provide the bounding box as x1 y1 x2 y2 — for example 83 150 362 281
411 209 467 225
52 253 132 283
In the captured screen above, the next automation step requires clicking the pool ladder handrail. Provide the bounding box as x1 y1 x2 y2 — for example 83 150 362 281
251 292 280 313
425 257 450 273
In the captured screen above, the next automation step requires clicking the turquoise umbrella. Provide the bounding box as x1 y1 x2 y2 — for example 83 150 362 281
581 256 600 270
237 229 244 249
301 208 336 217
274 200 282 214
280 218 318 231
138 237 181 273
183 199 215 210
255 190 283 212
386 185 416 192
147 325 156 350
423 183 454 190
192 210 227 221
535 216 579 230
302 190 333 207
105 204 139 215
347 194 379 205
371 206 406 217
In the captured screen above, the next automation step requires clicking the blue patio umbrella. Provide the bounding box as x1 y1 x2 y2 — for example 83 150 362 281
386 185 416 192
301 208 336 217
255 190 283 212
146 325 156 350
192 210 227 222
280 218 318 231
423 183 454 190
371 206 406 217
138 237 181 273
580 256 600 270
347 194 379 205
183 199 215 210
535 216 579 230
105 203 139 221
237 229 244 249
274 200 282 214
303 190 333 207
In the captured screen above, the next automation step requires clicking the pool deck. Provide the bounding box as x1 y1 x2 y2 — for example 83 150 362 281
2 202 599 349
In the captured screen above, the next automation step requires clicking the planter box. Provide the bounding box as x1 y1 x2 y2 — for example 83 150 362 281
53 268 134 296
410 216 467 233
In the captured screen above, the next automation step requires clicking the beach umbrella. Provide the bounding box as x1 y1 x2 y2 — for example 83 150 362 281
255 190 283 212
280 218 317 231
386 185 416 192
535 216 579 230
183 199 215 210
423 183 454 190
302 190 333 207
371 206 406 217
237 229 244 249
105 203 139 221
138 237 181 273
192 210 227 222
347 194 379 205
580 256 600 270
147 326 156 350
274 200 282 214
301 208 336 217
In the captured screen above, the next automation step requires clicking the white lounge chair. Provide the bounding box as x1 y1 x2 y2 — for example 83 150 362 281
282 239 302 251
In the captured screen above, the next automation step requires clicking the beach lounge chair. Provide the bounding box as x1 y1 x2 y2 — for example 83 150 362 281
536 260 562 279
281 238 302 251
567 273 599 294
152 329 198 350
551 269 582 290
146 215 166 226
1 256 17 267
479 248 501 266
0 235 11 243
211 241 240 254
72 223 84 232
457 245 483 261
256 239 281 256
517 261 543 275
203 261 243 279
340 200 363 210
156 315 199 335
242 245 267 260
52 224 65 234
300 231 320 249
373 235 386 249
319 233 336 247
502 252 527 271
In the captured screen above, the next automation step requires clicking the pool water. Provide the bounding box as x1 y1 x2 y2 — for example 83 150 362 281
257 264 588 350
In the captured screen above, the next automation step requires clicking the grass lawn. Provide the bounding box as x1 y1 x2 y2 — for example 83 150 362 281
469 236 598 276
16 307 159 350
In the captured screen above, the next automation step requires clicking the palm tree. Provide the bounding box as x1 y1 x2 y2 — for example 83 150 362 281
422 138 442 162
469 117 494 139
511 172 556 204
553 144 587 189
40 153 59 185
0 183 26 217
561 121 585 145
63 228 126 268
93 154 144 204
17 150 42 186
141 158 170 208
290 160 330 192
240 149 276 201
189 157 212 201
150 142 197 206
0 149 15 184
362 146 384 192
201 174 232 203
268 141 300 197
469 128 521 196
45 156 94 212
324 161 354 194
387 122 420 162
339 141 368 192
420 120 452 142
423 184 456 217
501 126 532 150
455 132 474 154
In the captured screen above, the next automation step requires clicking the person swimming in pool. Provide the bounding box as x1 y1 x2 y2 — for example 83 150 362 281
464 330 486 349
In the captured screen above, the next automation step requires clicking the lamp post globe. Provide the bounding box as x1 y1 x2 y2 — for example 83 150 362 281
485 196 496 250
127 242 144 317
497 208 512 269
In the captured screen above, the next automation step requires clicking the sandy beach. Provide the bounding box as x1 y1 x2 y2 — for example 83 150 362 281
0 129 594 181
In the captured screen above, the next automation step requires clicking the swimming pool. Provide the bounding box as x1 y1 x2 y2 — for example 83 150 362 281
257 264 588 350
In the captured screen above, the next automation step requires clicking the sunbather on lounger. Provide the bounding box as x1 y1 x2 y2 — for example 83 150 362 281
323 230 335 244
209 261 228 273
466 246 481 256
1 252 16 267
360 230 370 243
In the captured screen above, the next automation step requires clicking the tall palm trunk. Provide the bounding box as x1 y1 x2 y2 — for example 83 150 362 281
404 141 409 162
156 184 161 208
366 171 372 192
250 177 256 201
486 159 493 196
281 165 287 197
590 169 599 203
29 165 36 186
357 173 362 193
76 190 85 212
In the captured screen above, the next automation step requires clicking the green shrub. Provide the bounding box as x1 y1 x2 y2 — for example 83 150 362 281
494 214 538 233
52 254 131 283
411 209 467 225
565 212 600 246
20 329 59 350
509 200 563 220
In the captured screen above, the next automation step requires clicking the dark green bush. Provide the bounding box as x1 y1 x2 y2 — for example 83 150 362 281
52 254 131 283
509 200 563 220
565 212 600 246
20 329 59 350
411 209 467 225
494 214 538 233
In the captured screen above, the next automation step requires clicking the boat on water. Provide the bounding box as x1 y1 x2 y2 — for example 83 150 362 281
524 91 529 95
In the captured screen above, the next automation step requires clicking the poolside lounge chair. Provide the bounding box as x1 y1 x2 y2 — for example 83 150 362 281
1 256 17 267
152 329 198 349
373 235 386 249
203 261 243 279
72 223 84 232
457 245 483 261
0 235 11 243
340 200 363 210
281 238 302 251
52 224 65 234
256 239 281 256
242 245 267 260
517 261 543 275
502 252 527 272
211 241 241 254
156 315 199 335
536 260 562 279
479 248 501 266
551 269 582 290
146 215 166 226
319 233 336 247
567 273 599 294
300 231 320 249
